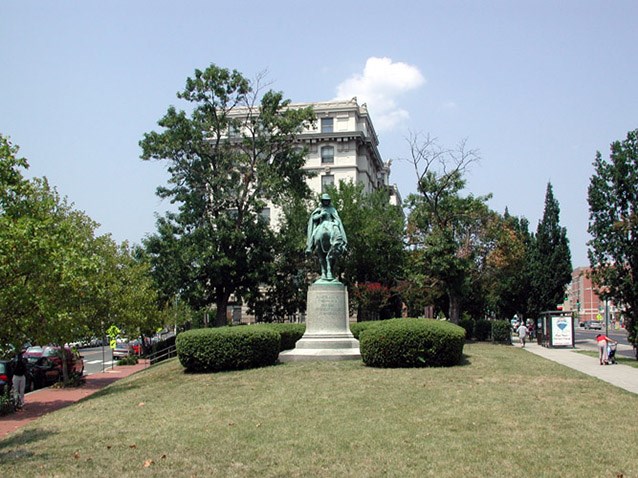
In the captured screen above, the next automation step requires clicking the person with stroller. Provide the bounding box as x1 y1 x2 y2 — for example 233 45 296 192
596 333 618 365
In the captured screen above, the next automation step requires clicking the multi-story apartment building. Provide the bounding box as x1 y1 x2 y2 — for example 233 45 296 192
295 98 398 200
227 98 401 228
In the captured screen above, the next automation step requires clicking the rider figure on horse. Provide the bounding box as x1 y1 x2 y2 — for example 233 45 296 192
305 193 348 282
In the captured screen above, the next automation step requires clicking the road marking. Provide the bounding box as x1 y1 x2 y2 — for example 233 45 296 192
86 360 103 364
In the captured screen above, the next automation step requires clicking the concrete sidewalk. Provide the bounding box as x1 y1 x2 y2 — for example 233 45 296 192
0 361 148 439
521 342 638 394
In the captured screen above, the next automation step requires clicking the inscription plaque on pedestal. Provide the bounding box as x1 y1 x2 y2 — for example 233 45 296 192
279 282 360 361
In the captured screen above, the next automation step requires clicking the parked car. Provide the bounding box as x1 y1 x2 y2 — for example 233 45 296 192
112 342 135 359
0 360 13 396
0 357 35 394
24 346 44 364
24 346 84 388
130 339 142 356
585 321 602 330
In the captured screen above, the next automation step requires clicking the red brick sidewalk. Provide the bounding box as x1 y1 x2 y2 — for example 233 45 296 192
0 361 148 439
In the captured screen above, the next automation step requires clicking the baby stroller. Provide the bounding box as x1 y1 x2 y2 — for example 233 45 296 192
607 343 617 364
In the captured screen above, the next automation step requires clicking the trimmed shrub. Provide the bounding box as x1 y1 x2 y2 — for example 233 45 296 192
491 320 512 344
117 355 139 366
359 318 466 368
176 327 280 373
458 318 475 340
0 389 15 416
474 319 491 341
350 321 384 340
253 323 306 351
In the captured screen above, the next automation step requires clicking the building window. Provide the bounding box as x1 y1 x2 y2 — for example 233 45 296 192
321 146 334 164
321 174 334 192
259 207 271 224
321 117 334 133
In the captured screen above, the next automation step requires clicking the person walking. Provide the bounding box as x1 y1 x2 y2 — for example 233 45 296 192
12 351 28 410
517 322 529 347
596 333 618 365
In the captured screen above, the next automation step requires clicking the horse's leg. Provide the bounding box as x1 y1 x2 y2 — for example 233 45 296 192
325 256 333 280
319 253 328 279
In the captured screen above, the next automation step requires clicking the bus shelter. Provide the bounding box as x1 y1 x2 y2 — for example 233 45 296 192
537 310 575 348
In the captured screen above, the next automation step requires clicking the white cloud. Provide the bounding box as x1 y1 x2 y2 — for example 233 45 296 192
335 57 425 131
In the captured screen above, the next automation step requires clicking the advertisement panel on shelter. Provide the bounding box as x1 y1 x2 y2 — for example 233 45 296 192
551 315 573 346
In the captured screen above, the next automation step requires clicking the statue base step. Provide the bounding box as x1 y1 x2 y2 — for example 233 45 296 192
279 282 360 362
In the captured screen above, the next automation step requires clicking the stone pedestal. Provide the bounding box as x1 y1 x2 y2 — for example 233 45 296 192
279 282 360 361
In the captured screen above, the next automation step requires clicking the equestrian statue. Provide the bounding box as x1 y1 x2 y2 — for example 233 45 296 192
305 193 348 282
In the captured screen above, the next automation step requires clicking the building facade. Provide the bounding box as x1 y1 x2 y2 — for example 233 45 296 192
565 267 617 325
226 98 401 228
295 98 398 200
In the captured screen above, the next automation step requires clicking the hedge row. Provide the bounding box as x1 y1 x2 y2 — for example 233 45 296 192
176 327 280 373
458 319 511 344
253 323 306 351
358 318 466 368
176 318 473 373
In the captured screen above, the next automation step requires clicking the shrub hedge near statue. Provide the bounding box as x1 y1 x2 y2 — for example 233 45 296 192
176 327 280 373
359 318 466 368
254 323 306 351
350 321 383 340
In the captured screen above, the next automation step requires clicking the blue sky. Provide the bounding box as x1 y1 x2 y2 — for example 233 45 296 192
2 1 637 267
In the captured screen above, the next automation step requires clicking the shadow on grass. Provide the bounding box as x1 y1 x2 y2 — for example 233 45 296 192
0 428 56 464
459 353 472 366
79 381 143 401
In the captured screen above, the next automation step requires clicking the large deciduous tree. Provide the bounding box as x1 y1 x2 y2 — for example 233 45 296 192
405 134 490 323
327 181 406 320
140 65 314 326
588 129 638 354
1 134 160 376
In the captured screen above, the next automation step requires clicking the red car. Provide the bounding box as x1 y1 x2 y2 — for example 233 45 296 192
24 346 84 387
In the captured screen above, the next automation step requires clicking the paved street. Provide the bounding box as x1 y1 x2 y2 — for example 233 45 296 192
78 346 115 375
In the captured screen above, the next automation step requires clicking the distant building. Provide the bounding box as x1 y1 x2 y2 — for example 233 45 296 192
295 98 399 200
226 98 401 228
565 267 617 324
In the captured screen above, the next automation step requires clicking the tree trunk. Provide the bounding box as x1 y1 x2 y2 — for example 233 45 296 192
448 292 462 324
214 293 230 327
61 350 69 384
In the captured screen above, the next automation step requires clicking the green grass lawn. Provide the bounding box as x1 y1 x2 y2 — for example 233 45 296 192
1 343 637 478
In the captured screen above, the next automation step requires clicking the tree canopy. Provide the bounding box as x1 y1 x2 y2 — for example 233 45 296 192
140 65 315 326
0 134 160 364
588 129 638 352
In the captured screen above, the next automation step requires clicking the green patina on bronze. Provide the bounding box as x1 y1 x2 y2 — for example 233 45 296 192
305 194 347 283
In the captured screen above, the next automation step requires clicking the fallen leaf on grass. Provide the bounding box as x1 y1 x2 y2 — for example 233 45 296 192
161 454 167 459
138 402 145 407
73 451 80 460
129 444 137 449
143 459 154 468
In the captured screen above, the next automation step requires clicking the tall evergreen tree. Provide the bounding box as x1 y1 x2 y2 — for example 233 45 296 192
528 183 572 317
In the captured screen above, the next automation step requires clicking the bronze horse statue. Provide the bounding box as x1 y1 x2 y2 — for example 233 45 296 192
306 194 347 282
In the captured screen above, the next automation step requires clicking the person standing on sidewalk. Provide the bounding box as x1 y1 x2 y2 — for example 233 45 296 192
12 351 28 410
596 333 618 365
517 322 529 347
